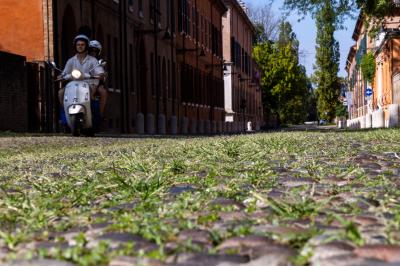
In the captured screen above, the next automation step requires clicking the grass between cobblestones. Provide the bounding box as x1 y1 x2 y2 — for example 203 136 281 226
0 130 400 265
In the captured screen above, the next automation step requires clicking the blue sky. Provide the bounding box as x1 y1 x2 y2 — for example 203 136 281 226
245 0 357 77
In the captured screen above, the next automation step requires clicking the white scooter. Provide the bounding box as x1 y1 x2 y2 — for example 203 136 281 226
52 61 105 136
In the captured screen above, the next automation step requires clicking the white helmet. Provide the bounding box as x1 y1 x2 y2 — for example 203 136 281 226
89 40 102 55
73 35 90 46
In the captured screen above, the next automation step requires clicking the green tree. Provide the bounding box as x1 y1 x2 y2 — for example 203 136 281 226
360 52 376 83
313 0 341 122
283 0 398 24
253 21 311 125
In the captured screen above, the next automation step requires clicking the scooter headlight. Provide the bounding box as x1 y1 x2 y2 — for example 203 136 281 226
71 69 82 79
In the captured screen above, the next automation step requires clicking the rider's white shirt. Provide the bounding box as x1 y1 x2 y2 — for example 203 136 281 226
62 54 104 77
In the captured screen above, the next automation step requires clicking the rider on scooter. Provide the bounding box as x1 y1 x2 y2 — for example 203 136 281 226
58 35 105 106
88 40 108 118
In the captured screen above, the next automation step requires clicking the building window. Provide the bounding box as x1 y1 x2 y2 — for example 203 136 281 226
172 62 176 99
168 60 172 99
113 37 119 90
128 0 133 12
150 0 160 24
151 53 155 95
129 43 134 92
171 0 175 33
107 34 113 89
138 0 143 17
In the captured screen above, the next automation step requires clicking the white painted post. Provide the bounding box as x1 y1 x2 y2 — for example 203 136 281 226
170 116 178 135
136 113 145 134
190 119 197 134
181 117 189 134
198 120 205 134
360 116 366 129
372 110 385 128
158 114 166 135
146 113 155 134
388 104 399 128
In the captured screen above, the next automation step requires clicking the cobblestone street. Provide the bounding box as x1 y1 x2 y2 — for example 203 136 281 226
1 130 400 265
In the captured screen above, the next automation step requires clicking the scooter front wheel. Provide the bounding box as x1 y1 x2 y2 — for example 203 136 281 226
69 113 83 137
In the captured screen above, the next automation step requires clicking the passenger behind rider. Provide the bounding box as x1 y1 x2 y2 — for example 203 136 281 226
88 40 108 118
58 35 105 109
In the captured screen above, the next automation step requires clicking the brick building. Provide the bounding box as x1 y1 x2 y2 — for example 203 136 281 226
0 0 262 134
222 0 263 132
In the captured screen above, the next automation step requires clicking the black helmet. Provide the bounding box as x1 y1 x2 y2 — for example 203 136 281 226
73 34 90 51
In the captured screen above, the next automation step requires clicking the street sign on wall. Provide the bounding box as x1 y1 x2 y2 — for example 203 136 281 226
366 87 373 97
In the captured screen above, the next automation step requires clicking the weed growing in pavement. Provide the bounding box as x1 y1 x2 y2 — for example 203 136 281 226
1 130 400 265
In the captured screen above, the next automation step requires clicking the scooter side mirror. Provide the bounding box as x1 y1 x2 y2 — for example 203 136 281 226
49 61 62 72
99 59 107 67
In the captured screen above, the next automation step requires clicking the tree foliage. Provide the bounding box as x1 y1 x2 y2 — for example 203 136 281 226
248 3 280 43
283 0 398 24
313 0 341 122
253 21 312 125
360 52 376 83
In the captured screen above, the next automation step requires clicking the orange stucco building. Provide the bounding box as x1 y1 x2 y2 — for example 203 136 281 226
346 13 400 126
0 0 53 62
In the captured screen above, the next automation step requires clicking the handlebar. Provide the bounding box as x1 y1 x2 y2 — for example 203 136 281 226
54 76 102 82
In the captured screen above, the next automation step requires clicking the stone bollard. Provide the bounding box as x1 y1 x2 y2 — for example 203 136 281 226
226 122 231 133
181 117 189 134
360 116 366 129
158 114 166 135
136 113 145 134
338 119 346 129
372 110 385 128
347 119 351 129
388 104 399 128
146 113 155 135
190 119 197 135
212 121 217 134
198 120 205 135
217 121 223 134
365 114 372 129
204 120 211 134
170 116 178 135
247 121 253 131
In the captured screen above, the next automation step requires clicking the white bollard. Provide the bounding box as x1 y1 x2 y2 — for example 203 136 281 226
158 114 166 135
217 121 223 134
146 113 155 135
388 104 399 128
212 121 217 134
204 120 211 134
360 116 366 129
170 116 178 135
372 110 385 128
190 119 197 134
181 117 189 134
136 113 145 134
198 120 205 134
